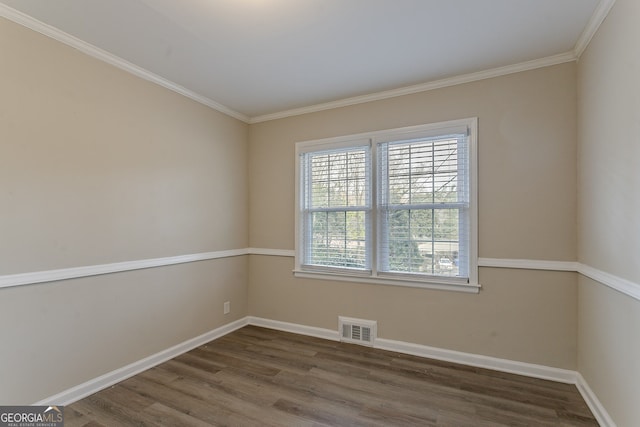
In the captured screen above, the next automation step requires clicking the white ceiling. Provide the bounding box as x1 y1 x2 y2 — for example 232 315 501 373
1 0 606 122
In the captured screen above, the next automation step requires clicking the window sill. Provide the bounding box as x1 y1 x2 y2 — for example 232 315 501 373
292 270 481 294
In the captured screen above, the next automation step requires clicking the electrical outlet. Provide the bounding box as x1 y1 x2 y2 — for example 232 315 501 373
223 301 230 315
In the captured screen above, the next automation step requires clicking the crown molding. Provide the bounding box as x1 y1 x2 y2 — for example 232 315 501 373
248 0 614 123
0 1 617 125
0 4 250 123
574 0 617 58
249 51 576 123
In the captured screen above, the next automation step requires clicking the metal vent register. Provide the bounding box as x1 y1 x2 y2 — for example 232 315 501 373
339 317 377 347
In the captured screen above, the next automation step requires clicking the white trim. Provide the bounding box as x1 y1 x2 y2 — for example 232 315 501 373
293 270 481 294
467 118 479 286
0 4 249 123
574 0 617 58
578 263 640 302
248 316 575 382
249 52 576 123
34 317 249 405
250 0 615 124
380 338 617 425
375 338 577 384
248 316 340 341
296 137 372 154
0 1 612 125
478 257 578 272
5 248 638 302
575 373 617 427
0 249 248 289
247 248 296 257
478 258 640 301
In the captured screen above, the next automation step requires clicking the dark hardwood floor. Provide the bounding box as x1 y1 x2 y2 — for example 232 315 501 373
65 325 598 426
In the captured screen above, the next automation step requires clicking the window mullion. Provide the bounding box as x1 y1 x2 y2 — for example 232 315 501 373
431 142 435 274
370 138 378 276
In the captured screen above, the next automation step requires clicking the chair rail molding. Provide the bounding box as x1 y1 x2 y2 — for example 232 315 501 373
0 249 248 289
3 249 638 302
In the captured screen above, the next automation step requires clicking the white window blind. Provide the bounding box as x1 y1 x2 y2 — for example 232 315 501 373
378 132 470 280
300 144 371 271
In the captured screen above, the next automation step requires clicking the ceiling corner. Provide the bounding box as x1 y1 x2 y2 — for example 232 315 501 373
0 3 250 123
573 0 617 58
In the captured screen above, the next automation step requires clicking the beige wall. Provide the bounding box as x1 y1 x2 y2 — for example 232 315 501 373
0 17 249 403
578 276 640 427
0 258 248 404
577 0 640 283
577 0 640 425
8 2 638 417
249 63 579 369
250 64 577 261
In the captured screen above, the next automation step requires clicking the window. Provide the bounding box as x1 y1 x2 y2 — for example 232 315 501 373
300 143 371 270
295 118 478 293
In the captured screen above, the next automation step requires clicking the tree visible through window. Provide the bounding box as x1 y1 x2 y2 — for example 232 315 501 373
296 119 477 290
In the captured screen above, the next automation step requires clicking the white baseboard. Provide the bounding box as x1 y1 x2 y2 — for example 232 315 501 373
34 317 249 406
248 316 340 341
248 317 570 382
375 337 577 384
575 373 617 427
35 315 615 427
249 317 574 383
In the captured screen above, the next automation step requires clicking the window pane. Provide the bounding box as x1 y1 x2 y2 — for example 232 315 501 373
386 209 426 273
385 138 461 205
308 150 368 209
379 131 467 278
384 208 460 276
303 145 370 270
433 139 459 203
309 211 367 268
433 209 460 277
310 155 329 207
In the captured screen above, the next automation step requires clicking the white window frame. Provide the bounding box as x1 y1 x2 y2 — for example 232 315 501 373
294 118 479 293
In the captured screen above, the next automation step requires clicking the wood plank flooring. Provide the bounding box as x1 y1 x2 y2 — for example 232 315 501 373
65 326 598 426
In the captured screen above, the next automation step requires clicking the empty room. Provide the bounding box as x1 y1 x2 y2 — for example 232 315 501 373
0 0 638 426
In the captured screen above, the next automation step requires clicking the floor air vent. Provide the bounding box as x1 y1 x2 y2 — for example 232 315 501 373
339 316 377 347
